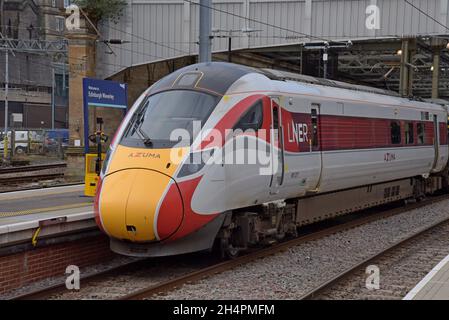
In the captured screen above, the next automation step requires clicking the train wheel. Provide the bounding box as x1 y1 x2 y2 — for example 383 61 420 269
225 245 240 259
220 238 241 259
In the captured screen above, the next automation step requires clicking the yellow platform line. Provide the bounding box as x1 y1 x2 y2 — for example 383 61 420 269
0 202 93 218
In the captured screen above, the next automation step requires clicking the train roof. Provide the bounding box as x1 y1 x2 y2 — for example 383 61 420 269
147 62 255 96
148 62 446 112
256 66 446 112
259 68 400 97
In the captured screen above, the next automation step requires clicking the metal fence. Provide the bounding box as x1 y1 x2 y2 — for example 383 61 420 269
0 128 68 159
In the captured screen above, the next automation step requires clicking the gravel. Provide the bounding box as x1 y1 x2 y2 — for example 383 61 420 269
4 198 449 300
154 198 449 300
48 252 220 300
0 255 139 300
317 221 449 299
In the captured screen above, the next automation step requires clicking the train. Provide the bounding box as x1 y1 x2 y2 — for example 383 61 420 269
94 62 449 258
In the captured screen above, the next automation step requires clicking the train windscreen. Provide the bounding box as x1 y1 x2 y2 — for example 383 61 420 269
120 90 218 148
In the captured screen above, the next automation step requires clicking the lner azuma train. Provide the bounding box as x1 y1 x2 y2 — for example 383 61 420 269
95 62 449 258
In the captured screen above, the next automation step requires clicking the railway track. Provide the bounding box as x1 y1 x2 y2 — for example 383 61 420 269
313 222 449 300
0 173 65 184
9 259 147 300
299 215 449 299
9 193 449 300
0 163 66 185
0 182 83 194
0 163 66 174
121 194 449 300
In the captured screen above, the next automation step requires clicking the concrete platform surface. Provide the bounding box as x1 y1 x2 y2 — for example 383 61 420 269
404 254 449 300
0 184 91 218
0 185 96 248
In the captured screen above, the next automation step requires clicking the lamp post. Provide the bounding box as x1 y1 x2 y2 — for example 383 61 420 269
2 45 9 162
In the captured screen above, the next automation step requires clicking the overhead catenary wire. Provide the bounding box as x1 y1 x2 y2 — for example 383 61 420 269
99 22 191 56
183 0 348 45
9 0 447 90
404 0 449 32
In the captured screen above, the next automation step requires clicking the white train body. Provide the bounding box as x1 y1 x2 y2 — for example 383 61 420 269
96 62 449 257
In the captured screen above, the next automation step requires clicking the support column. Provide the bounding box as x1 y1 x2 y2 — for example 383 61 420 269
303 0 312 43
432 49 441 99
440 0 448 34
399 39 409 97
431 38 446 99
399 38 416 97
65 17 97 180
183 1 191 54
242 0 250 48
199 0 212 63
408 40 416 97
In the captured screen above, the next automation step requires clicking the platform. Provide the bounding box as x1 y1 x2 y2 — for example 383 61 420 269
404 254 449 300
0 185 96 250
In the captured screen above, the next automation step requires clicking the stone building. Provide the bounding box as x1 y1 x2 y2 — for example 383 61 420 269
0 0 68 130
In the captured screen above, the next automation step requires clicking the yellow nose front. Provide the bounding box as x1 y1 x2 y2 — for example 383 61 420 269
99 168 181 242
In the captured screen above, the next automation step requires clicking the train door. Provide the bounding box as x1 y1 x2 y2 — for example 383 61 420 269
307 103 323 193
431 114 440 171
269 97 285 195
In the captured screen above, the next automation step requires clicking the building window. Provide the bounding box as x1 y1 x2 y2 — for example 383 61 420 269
64 0 72 8
56 16 65 32
55 73 69 97
405 122 414 144
391 121 401 144
52 0 56 7
417 123 425 144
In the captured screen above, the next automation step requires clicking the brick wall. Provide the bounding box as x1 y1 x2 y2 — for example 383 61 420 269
0 234 115 295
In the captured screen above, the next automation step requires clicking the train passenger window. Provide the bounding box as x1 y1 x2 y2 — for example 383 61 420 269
417 123 425 144
390 121 401 144
405 122 414 144
233 100 263 131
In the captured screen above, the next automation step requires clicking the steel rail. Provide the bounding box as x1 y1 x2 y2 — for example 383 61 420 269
9 194 449 300
298 215 449 299
0 182 83 194
0 173 64 183
0 163 66 174
120 194 449 300
9 259 147 300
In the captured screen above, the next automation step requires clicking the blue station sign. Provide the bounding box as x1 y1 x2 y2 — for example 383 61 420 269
82 78 128 109
82 78 128 153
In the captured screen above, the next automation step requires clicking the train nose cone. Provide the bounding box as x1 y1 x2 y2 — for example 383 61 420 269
98 169 183 242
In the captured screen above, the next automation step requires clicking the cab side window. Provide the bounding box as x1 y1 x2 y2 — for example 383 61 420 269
233 100 263 131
